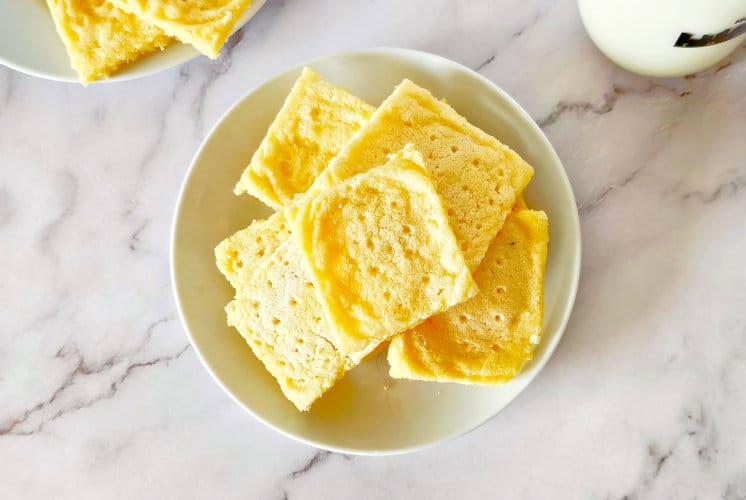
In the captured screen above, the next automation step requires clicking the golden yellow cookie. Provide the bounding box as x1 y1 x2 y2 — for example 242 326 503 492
109 0 253 58
46 0 171 84
234 67 375 209
216 214 363 411
308 79 534 271
287 146 478 357
388 209 549 384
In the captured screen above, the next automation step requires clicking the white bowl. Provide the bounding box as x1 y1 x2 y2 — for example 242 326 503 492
171 48 581 455
0 0 266 83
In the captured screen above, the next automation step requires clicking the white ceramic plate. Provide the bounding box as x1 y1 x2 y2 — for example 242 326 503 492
171 48 581 455
0 0 266 83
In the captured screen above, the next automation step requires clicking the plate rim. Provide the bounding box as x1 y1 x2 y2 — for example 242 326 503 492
170 46 582 455
0 0 267 84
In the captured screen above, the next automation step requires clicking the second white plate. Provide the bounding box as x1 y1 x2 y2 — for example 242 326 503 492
0 0 267 83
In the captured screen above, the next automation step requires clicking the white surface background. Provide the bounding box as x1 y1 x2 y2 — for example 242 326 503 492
1 0 745 498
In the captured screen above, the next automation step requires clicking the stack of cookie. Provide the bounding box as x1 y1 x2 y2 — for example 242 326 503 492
216 68 548 411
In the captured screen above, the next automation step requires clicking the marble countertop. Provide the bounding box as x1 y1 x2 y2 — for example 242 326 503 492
1 0 745 498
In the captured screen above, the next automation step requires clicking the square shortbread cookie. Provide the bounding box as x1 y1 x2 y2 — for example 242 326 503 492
286 146 478 356
388 210 549 384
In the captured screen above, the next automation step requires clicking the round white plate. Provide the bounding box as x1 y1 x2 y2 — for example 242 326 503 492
171 48 581 455
0 0 266 83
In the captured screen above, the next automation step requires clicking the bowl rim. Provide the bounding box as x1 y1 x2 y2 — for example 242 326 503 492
170 46 581 456
0 0 267 84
